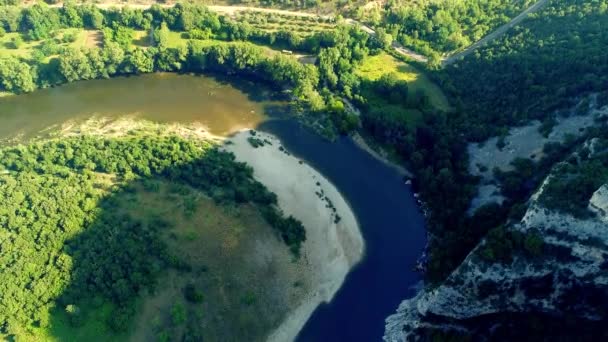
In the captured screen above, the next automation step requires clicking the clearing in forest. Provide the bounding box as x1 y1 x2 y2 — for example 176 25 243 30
0 29 93 59
84 30 103 48
355 53 450 112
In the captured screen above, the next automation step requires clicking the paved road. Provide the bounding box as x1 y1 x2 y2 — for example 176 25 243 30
443 0 549 66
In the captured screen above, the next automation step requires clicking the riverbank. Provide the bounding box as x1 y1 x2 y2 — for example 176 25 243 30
46 119 364 340
56 116 224 142
351 132 414 179
223 130 365 341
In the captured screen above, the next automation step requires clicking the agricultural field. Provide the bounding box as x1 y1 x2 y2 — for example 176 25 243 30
233 11 337 36
139 28 287 58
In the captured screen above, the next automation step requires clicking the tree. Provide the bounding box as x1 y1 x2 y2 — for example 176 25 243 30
81 5 104 29
0 6 21 32
9 34 22 49
374 27 393 49
184 284 203 303
61 2 83 28
59 48 94 82
126 48 154 73
111 26 134 49
171 303 186 325
153 21 170 50
21 3 60 40
102 41 125 75
0 56 36 93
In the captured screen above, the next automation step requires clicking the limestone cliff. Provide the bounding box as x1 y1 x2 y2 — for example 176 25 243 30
385 172 608 341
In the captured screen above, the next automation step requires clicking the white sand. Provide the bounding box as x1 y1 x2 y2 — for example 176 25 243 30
51 119 363 340
223 130 365 342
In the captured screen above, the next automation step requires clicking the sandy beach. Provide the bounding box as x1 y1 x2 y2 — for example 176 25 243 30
223 130 365 342
51 119 365 341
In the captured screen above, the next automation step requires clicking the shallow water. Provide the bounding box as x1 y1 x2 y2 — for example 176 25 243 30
0 73 271 141
0 73 426 341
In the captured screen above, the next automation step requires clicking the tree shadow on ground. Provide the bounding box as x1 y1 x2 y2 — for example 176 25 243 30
26 135 302 341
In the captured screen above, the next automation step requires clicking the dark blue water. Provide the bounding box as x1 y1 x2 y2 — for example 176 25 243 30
258 120 427 342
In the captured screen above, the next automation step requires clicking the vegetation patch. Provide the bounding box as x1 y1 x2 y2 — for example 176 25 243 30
233 11 337 38
539 139 608 218
362 0 535 56
355 52 450 111
0 130 307 340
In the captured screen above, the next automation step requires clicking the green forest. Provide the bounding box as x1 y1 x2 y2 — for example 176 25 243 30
0 0 607 340
358 0 534 56
0 132 306 339
0 0 604 298
437 0 608 142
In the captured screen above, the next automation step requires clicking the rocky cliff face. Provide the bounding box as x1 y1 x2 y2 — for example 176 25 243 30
385 176 608 341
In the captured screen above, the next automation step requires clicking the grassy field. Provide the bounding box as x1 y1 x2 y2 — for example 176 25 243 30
0 32 42 57
355 53 450 111
0 29 94 59
122 181 309 341
132 30 188 48
130 29 286 58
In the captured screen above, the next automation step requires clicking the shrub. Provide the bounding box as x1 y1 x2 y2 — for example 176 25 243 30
9 35 23 49
184 284 204 303
170 303 186 325
187 28 212 40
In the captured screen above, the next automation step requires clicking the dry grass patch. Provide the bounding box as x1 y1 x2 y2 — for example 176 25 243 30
125 181 311 342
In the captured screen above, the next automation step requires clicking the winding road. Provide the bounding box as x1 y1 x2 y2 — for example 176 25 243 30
443 0 549 65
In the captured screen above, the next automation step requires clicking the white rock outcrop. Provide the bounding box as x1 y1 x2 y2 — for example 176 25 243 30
385 180 608 341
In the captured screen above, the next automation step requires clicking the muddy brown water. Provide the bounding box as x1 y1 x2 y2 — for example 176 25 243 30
0 72 271 141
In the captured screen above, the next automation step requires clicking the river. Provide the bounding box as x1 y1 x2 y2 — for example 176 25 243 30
0 73 426 341
0 73 271 141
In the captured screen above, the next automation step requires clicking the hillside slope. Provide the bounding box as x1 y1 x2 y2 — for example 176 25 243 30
385 126 608 340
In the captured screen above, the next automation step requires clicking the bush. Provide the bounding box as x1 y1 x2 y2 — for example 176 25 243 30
62 31 78 43
184 284 204 303
524 232 544 256
187 28 212 40
9 35 23 49
170 303 186 325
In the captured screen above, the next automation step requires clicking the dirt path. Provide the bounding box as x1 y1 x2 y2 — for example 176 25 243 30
443 0 549 66
208 5 327 18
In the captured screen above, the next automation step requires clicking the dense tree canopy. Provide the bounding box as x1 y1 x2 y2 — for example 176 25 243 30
436 0 608 142
2 0 604 298
364 0 534 55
